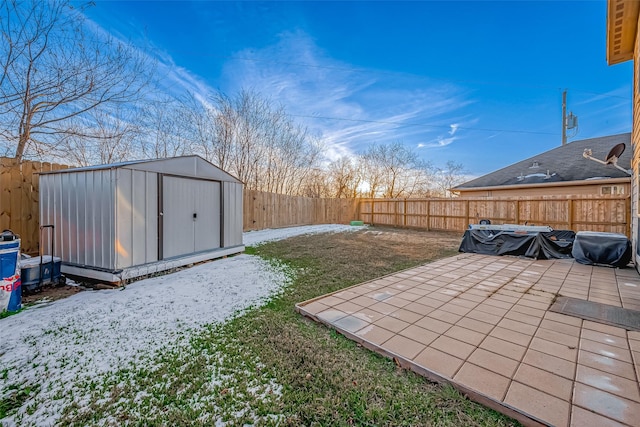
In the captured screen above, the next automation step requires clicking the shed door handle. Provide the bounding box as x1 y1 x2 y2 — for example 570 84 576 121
193 212 197 219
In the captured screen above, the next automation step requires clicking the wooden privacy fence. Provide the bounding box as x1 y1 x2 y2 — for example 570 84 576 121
0 158 69 254
359 195 631 236
2 156 632 254
243 190 359 230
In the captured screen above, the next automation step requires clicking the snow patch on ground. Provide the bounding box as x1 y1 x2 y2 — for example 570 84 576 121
243 224 363 246
1 225 357 426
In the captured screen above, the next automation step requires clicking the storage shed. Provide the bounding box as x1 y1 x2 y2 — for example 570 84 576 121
39 156 244 283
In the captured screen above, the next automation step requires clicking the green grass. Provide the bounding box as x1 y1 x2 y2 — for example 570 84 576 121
57 228 519 426
0 383 39 419
0 308 21 319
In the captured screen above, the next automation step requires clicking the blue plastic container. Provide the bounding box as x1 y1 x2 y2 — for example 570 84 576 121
21 255 62 292
1 236 21 312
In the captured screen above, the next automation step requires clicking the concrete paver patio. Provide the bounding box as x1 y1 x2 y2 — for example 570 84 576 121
296 253 640 427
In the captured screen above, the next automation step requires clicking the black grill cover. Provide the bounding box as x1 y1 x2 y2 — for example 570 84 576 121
571 231 631 268
459 230 575 260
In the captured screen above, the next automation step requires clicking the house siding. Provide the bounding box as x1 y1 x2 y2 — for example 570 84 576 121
457 182 630 198
633 11 640 268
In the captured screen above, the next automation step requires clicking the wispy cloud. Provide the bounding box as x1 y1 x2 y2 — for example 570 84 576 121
82 19 475 164
418 135 457 148
219 31 473 161
416 117 478 149
84 12 216 109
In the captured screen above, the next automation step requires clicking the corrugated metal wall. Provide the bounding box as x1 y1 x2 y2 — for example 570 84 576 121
40 170 116 269
115 169 158 269
223 182 243 247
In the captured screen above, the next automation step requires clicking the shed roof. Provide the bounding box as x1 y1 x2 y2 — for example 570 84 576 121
40 155 242 184
455 133 631 190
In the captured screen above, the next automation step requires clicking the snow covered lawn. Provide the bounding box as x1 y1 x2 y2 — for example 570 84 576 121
0 224 360 427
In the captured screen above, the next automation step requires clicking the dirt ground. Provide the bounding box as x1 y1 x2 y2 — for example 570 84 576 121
358 226 462 256
21 285 83 305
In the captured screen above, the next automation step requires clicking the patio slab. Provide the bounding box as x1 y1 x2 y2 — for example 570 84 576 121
296 253 640 427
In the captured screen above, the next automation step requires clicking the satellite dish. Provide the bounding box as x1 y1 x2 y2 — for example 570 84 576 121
583 143 631 175
605 143 625 165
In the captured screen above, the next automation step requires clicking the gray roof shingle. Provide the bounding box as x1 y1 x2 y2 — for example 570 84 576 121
455 133 631 189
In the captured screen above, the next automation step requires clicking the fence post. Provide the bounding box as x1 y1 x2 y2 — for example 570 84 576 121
567 198 574 231
465 199 470 229
393 200 398 226
426 200 430 231
514 200 520 224
404 198 407 227
371 199 375 226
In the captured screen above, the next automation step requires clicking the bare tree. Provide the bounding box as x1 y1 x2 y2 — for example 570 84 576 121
194 89 321 195
359 150 385 198
359 141 432 198
300 168 332 198
269 121 322 195
433 160 467 197
327 156 361 198
141 96 194 159
62 106 142 165
0 0 151 162
227 89 267 188
191 92 236 171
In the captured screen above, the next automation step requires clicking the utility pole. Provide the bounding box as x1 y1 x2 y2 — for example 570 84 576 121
561 90 567 146
561 90 578 145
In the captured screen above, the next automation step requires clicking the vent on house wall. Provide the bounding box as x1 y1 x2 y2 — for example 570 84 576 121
612 1 625 57
601 185 625 195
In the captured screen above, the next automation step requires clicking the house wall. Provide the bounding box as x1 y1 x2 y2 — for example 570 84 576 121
633 13 640 268
457 182 630 198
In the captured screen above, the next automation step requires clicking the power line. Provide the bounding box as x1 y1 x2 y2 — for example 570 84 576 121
288 114 557 136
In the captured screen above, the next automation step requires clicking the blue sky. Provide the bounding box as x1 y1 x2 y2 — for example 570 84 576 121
84 0 633 177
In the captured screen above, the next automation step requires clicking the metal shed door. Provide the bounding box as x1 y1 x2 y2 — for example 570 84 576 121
162 176 221 259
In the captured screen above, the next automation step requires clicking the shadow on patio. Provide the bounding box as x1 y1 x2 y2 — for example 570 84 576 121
296 253 640 427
